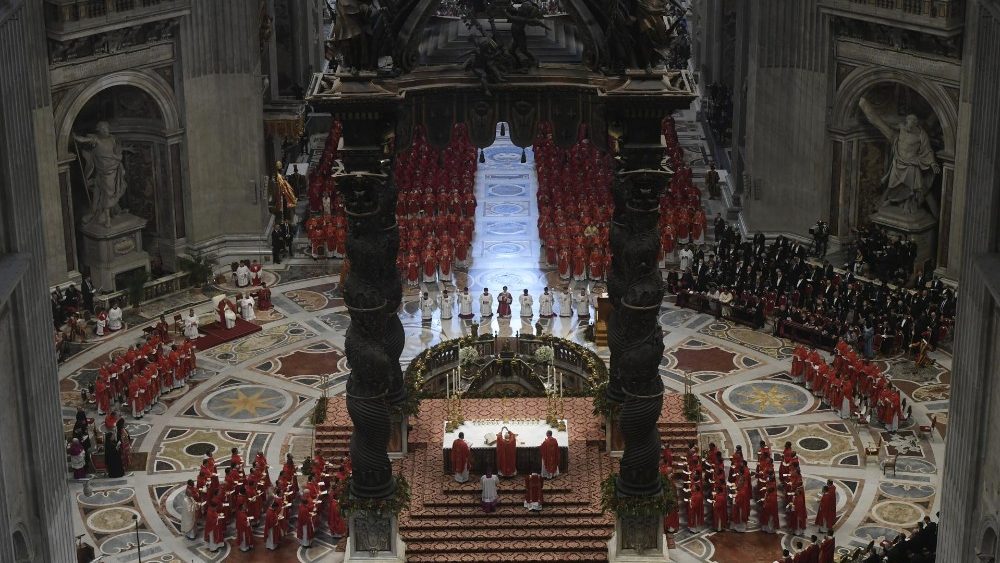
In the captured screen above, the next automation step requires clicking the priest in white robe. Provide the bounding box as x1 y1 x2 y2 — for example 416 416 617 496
458 287 474 319
519 289 534 318
239 293 256 321
183 308 200 339
574 288 590 319
479 288 494 318
420 292 435 322
558 288 573 317
235 261 252 287
439 289 455 320
538 287 555 318
480 469 499 513
107 302 124 331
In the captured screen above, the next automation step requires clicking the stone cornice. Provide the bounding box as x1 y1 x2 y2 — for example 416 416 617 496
49 42 174 86
835 38 962 83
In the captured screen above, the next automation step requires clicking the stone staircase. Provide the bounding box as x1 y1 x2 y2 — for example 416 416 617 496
313 422 352 462
397 439 615 563
659 419 699 459
315 395 696 562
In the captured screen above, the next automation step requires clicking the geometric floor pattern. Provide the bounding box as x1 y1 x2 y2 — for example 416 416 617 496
60 117 949 562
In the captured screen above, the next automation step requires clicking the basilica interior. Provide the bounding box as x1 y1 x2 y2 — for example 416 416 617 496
2 1 1000 562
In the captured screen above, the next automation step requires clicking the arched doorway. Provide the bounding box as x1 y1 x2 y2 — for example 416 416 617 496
829 70 957 275
56 72 187 285
981 525 998 563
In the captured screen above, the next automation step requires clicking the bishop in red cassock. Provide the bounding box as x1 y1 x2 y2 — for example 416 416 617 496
524 473 543 511
539 430 560 479
815 481 837 533
450 432 472 483
495 428 518 477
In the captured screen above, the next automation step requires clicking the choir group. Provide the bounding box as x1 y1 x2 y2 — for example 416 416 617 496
534 122 612 282
92 324 197 419
181 449 351 553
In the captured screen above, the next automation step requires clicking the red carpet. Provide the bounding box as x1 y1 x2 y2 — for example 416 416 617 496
193 319 262 350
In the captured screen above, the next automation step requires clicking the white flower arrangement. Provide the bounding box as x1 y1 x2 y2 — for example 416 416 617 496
458 346 479 366
534 345 554 364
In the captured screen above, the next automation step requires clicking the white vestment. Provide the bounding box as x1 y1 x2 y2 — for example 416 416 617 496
95 316 106 336
558 292 573 317
235 265 251 287
459 293 474 316
539 293 554 317
575 292 590 317
481 474 499 503
679 249 694 272
107 307 123 330
183 315 200 339
240 296 256 321
223 307 237 329
479 293 493 317
519 294 534 317
181 495 199 538
439 294 455 319
420 297 435 319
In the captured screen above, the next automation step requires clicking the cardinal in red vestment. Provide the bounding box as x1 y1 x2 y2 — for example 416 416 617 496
539 430 560 479
523 473 543 511
495 428 518 477
815 482 837 533
327 497 347 536
450 432 472 483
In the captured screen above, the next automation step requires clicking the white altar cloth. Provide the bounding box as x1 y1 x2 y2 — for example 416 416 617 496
441 419 569 449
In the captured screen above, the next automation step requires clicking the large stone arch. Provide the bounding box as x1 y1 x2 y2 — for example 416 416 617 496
831 67 957 156
826 65 961 274
54 69 182 161
53 69 188 275
979 515 999 561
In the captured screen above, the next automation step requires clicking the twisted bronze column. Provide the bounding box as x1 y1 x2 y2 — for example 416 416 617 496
339 169 407 499
606 168 668 498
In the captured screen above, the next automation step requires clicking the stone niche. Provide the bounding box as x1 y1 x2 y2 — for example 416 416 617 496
80 213 150 291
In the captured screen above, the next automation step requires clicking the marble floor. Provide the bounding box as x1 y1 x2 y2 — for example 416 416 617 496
61 116 949 563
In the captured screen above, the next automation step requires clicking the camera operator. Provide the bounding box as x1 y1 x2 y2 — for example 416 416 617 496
809 220 829 258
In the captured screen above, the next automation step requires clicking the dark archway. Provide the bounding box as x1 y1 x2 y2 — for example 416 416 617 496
68 85 179 278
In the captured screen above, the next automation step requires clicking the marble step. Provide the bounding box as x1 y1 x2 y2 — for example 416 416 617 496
404 551 608 563
400 515 611 531
403 527 611 542
406 505 607 519
403 537 609 557
419 496 592 509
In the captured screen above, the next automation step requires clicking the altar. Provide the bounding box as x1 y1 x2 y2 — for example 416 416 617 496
442 419 570 475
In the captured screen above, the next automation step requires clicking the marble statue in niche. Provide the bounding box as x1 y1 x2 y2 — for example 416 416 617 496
858 96 941 218
73 121 133 228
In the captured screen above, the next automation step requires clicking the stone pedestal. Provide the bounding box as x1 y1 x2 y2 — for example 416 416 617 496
607 516 669 562
345 512 406 562
870 208 938 272
79 213 149 291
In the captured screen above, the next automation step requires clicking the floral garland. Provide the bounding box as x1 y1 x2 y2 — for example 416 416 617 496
599 473 676 519
338 474 412 517
534 345 554 363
